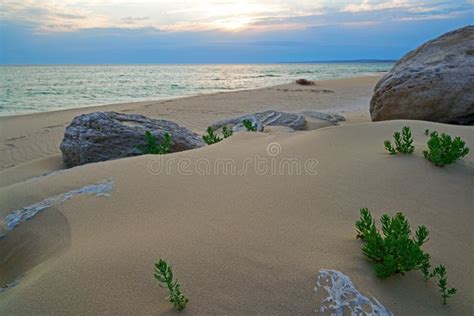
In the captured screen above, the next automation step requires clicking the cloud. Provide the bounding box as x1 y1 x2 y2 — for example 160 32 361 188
342 0 414 12
2 7 472 64
341 0 473 23
0 0 327 33
397 12 464 21
0 0 111 32
55 12 86 20
0 0 472 34
121 17 150 25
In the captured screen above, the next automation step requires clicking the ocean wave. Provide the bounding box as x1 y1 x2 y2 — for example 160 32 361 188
292 70 319 74
236 74 282 79
0 63 392 115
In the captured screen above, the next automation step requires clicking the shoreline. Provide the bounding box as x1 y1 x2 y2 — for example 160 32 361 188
0 74 382 183
0 73 386 119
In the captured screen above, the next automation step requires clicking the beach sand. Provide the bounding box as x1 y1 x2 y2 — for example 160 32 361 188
0 75 377 179
1 75 473 315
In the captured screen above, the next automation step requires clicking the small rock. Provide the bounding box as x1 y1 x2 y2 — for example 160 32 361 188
210 110 306 132
299 111 346 124
232 116 264 132
295 78 315 85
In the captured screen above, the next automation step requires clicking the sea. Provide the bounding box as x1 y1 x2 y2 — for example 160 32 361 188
0 63 393 116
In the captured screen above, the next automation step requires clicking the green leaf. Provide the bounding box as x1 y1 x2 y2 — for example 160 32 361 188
384 126 415 154
154 258 189 311
203 126 222 145
138 131 172 155
222 126 233 138
242 119 257 132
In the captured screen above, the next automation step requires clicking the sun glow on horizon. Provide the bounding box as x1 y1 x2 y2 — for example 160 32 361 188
213 17 253 31
193 2 277 32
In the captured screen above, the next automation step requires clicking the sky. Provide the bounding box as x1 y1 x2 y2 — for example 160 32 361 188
0 0 472 64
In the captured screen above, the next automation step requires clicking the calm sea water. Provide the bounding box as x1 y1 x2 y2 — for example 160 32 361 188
0 64 392 116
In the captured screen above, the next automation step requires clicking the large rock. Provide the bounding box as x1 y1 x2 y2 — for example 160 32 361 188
60 112 204 167
370 26 474 125
210 110 306 132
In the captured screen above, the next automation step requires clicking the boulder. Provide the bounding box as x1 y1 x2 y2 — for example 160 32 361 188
210 110 306 132
370 26 474 125
299 111 345 124
60 112 204 167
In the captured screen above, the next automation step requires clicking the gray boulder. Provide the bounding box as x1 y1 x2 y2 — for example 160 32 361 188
60 112 204 167
232 116 264 132
370 26 474 125
299 111 345 124
210 110 306 132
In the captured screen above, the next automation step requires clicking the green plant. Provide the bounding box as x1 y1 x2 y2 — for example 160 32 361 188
421 253 432 281
384 126 414 155
222 125 233 138
356 208 429 278
242 119 257 132
425 129 430 136
138 131 171 155
423 131 469 167
355 208 374 240
355 208 457 304
154 259 189 311
203 126 233 145
203 127 222 145
432 264 457 305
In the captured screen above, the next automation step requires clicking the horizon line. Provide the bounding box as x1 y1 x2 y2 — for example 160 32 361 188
0 59 397 67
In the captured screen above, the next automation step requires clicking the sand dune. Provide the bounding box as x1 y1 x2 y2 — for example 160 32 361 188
1 120 472 315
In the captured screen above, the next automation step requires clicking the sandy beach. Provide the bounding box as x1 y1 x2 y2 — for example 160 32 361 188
1 75 473 315
0 75 377 186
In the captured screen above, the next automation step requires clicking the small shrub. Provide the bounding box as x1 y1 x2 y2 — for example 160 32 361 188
356 208 429 278
154 259 189 311
355 208 456 304
203 127 222 145
222 126 233 138
242 119 257 132
203 126 233 145
432 264 457 305
138 131 171 155
384 126 414 155
423 131 469 167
